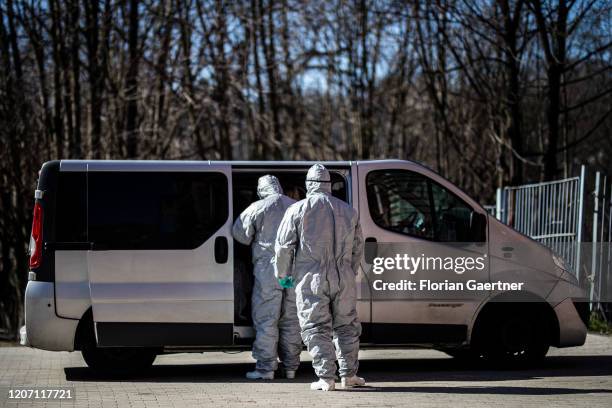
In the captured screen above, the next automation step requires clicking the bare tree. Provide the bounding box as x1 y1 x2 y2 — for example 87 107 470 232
0 0 610 337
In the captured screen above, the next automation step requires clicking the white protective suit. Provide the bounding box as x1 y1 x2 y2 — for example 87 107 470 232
232 175 302 373
274 164 365 380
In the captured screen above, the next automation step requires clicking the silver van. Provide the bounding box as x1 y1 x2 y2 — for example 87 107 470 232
22 160 588 371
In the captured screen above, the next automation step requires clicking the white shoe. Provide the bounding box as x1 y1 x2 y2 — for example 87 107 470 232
341 375 366 388
310 378 335 391
285 370 296 379
246 370 274 380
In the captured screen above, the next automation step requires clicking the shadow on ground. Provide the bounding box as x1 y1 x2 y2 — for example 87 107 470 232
339 385 612 395
64 355 612 396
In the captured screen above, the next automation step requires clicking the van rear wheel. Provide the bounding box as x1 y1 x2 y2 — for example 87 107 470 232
76 310 157 374
81 344 156 374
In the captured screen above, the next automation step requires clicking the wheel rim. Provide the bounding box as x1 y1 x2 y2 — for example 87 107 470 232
500 318 533 356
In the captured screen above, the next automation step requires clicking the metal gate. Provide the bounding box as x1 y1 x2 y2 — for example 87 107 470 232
495 166 586 277
494 165 612 312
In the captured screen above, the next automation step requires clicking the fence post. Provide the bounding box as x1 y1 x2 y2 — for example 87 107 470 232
496 187 502 220
576 165 586 279
590 171 600 309
608 182 612 316
598 177 607 306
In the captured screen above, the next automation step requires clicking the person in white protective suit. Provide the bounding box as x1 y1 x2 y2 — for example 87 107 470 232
232 175 302 380
274 164 366 391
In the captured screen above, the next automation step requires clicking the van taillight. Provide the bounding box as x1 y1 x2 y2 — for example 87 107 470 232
29 201 43 269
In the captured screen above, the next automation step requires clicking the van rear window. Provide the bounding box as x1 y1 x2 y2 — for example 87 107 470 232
88 172 228 250
56 172 87 242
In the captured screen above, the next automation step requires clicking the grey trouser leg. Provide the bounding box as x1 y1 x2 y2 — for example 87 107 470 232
296 273 337 379
251 260 282 372
277 287 302 371
331 278 361 378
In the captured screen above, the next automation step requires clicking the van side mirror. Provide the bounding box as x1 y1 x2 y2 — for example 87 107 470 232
470 212 487 242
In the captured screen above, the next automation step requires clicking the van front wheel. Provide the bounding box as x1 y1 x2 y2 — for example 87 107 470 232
81 344 156 374
475 305 550 366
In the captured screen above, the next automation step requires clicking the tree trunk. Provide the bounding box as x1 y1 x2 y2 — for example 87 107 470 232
501 0 525 184
544 64 562 180
70 0 82 158
50 0 65 158
85 0 102 158
251 0 267 159
125 0 140 158
259 0 282 159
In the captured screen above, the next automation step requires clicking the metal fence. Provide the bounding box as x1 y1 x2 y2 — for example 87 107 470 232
495 166 586 276
493 165 611 313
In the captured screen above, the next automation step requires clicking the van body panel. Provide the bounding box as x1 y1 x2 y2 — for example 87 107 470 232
88 243 234 323
554 298 588 346
96 322 234 347
363 322 467 345
89 290 233 323
25 281 78 351
60 161 87 172
54 251 90 319
488 216 561 302
217 160 353 167
547 278 587 307
86 160 225 172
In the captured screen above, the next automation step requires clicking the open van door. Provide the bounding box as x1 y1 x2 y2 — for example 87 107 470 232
348 163 372 341
86 162 234 347
357 161 489 345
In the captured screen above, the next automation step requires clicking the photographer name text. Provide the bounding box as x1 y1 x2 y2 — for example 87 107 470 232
372 279 524 291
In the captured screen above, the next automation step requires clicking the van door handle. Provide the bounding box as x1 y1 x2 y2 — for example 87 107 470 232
364 237 377 264
214 236 228 264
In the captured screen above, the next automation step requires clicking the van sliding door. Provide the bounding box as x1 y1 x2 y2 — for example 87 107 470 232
86 162 233 347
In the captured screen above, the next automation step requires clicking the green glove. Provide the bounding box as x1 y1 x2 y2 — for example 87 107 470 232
278 276 294 289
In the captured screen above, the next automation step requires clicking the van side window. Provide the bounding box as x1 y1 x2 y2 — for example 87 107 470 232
56 172 87 242
366 171 434 240
366 170 475 242
88 172 228 250
430 182 473 242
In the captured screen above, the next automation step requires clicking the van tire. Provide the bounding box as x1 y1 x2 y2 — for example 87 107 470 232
441 348 478 361
474 303 550 366
76 309 156 374
81 344 157 374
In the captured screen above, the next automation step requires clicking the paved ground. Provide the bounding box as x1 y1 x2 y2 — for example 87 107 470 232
1 335 612 407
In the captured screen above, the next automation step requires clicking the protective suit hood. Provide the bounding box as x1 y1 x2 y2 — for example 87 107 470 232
306 163 332 195
257 175 283 199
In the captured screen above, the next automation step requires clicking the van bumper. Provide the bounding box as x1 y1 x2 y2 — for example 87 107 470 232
24 281 79 351
554 297 588 347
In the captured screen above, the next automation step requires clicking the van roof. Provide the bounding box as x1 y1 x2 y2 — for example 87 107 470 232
61 159 419 166
58 159 421 168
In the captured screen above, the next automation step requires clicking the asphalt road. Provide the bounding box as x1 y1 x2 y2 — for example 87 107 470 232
1 334 611 407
